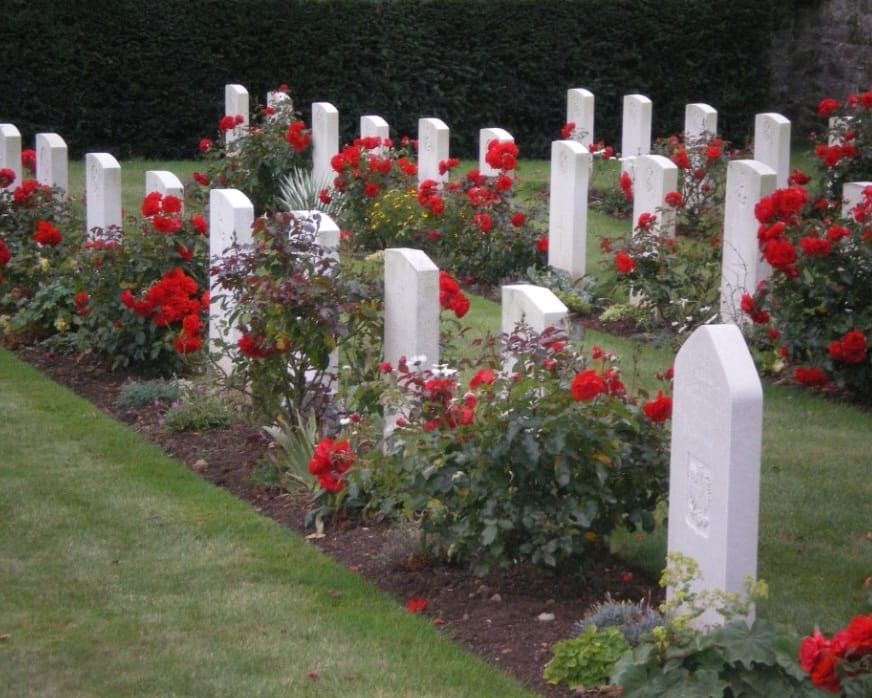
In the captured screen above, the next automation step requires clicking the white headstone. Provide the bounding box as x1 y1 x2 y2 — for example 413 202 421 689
828 116 853 147
548 140 592 280
632 154 679 239
753 113 791 189
266 90 291 110
383 248 439 369
360 115 390 145
312 102 339 188
0 123 22 191
85 153 122 236
501 284 568 335
479 127 515 177
209 188 255 375
145 170 184 206
667 324 763 630
35 132 68 195
684 103 718 144
621 94 652 174
224 84 249 144
841 181 872 219
566 88 595 148
720 160 777 323
417 117 450 184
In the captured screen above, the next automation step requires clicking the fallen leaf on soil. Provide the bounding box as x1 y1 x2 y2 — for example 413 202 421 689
537 612 556 622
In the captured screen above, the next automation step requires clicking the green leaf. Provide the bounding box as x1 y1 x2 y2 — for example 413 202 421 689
716 619 776 669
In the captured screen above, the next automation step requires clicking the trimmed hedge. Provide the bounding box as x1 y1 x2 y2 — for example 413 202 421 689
1 0 779 159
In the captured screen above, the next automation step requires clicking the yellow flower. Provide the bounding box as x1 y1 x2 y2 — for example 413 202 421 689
54 317 69 332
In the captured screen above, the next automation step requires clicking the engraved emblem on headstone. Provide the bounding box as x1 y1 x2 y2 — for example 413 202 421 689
686 454 713 537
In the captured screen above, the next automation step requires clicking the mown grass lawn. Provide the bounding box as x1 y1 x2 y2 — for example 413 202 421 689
0 349 538 698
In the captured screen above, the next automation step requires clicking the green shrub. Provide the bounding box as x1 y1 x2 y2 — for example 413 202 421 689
544 625 629 691
162 386 233 433
115 379 182 410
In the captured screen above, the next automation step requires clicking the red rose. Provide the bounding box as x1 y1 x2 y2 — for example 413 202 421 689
637 212 656 230
570 369 606 401
286 122 311 153
405 597 428 614
218 115 237 132
449 293 470 318
238 334 274 360
33 220 62 246
364 182 380 198
560 122 575 139
161 195 182 214
152 215 182 234
511 211 526 227
664 191 683 208
0 168 15 188
141 192 162 217
643 391 672 422
378 361 392 374
672 148 691 169
473 212 493 233
21 148 36 173
198 138 213 153
763 238 797 270
193 171 210 186
817 98 839 117
614 250 635 275
799 236 831 256
829 329 867 364
619 171 633 201
191 214 208 235
535 236 548 253
788 169 811 186
469 368 495 390
794 366 829 387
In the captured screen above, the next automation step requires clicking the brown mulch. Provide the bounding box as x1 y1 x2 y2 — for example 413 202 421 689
11 344 662 698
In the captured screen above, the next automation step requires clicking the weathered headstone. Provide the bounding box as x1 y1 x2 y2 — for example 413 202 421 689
720 160 777 323
383 248 439 369
841 181 872 219
621 94 652 174
667 323 763 629
548 140 592 280
632 154 679 239
0 123 22 191
266 89 291 111
312 102 339 187
501 284 568 335
209 188 255 375
417 117 450 184
479 127 514 177
684 103 718 144
35 132 68 195
145 170 184 205
85 153 122 236
566 88 595 148
753 113 791 188
224 84 249 144
828 116 853 147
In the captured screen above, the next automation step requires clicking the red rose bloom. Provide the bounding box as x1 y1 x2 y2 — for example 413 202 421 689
619 171 633 201
238 334 274 360
560 122 575 139
511 211 526 227
643 391 672 422
285 121 311 152
405 597 428 614
449 293 470 318
472 212 493 233
0 168 15 188
141 191 162 217
33 220 62 246
799 236 831 257
218 115 237 132
637 212 656 230
672 148 691 170
788 168 811 186
794 366 829 387
817 98 839 117
193 171 210 186
191 214 207 235
364 182 380 198
829 329 867 364
664 191 683 208
763 238 797 270
570 369 606 401
198 138 213 153
21 148 36 173
469 368 495 390
536 235 548 253
614 250 635 275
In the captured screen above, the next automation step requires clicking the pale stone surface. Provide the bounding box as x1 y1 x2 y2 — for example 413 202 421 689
224 84 249 144
753 113 791 188
384 248 440 369
85 153 122 236
841 181 872 219
35 132 68 195
360 115 390 145
720 160 777 323
566 88 595 148
667 324 763 629
417 118 450 184
501 284 568 335
145 170 184 207
828 115 853 147
548 140 592 280
632 154 678 239
478 127 514 177
209 189 255 375
312 102 339 188
620 94 652 174
684 103 718 143
0 123 22 191
267 90 291 110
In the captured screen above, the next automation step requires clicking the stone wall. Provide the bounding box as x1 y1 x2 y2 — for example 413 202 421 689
770 0 871 137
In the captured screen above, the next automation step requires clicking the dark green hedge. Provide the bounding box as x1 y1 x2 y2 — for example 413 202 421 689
0 0 779 160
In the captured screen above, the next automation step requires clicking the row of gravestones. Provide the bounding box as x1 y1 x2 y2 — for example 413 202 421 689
3 85 865 628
